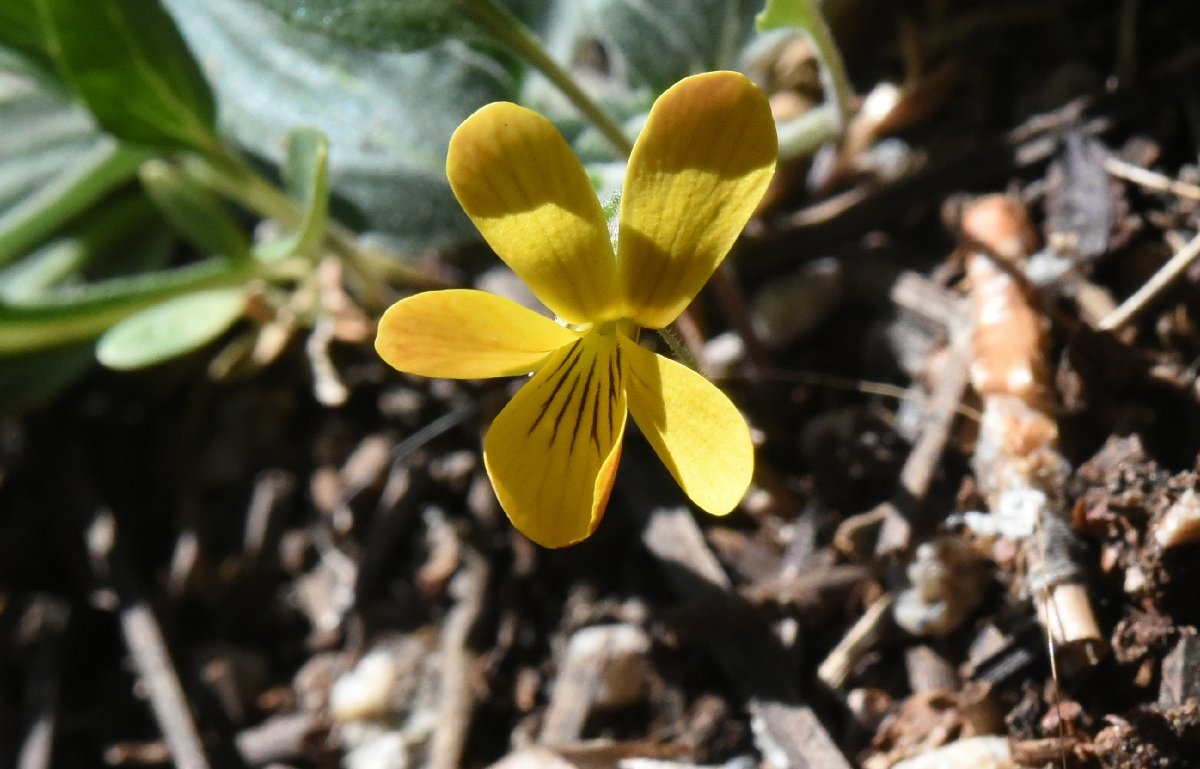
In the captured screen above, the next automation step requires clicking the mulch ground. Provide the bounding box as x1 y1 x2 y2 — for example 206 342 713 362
6 3 1200 768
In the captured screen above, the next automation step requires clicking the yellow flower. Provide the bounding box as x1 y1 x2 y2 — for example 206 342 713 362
375 71 777 548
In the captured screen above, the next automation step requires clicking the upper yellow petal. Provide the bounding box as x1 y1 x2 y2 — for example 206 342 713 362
376 289 578 379
620 336 753 515
484 331 627 548
617 71 777 328
447 102 620 324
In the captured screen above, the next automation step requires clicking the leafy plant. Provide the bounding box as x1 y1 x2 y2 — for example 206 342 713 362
0 0 844 412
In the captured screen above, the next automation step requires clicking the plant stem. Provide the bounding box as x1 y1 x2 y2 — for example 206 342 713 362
189 151 446 302
797 0 855 134
461 0 634 158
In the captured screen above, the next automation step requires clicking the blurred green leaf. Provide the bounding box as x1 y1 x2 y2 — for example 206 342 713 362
509 0 762 165
96 287 245 370
250 0 550 54
140 159 251 259
530 0 760 100
162 0 760 251
251 0 477 52
0 192 158 301
0 256 255 354
0 1 57 79
0 76 151 267
32 0 219 152
162 0 514 252
755 0 817 31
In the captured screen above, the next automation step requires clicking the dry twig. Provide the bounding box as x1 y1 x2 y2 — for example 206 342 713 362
87 509 214 769
643 507 852 769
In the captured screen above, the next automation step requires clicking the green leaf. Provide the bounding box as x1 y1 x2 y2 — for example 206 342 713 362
511 0 761 159
256 126 328 260
0 1 58 79
33 0 219 152
251 0 477 52
755 0 817 31
95 287 246 370
531 0 761 98
139 159 251 259
0 192 158 301
249 0 549 53
0 256 255 354
162 0 514 252
0 75 151 268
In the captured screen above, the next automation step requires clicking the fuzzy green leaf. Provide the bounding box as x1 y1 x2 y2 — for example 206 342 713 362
95 287 246 370
163 0 512 251
755 0 817 31
251 0 477 52
33 0 218 152
0 76 151 268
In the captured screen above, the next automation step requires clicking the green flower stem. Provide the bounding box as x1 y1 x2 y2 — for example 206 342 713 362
796 0 855 133
188 151 446 300
461 0 635 158
656 326 700 373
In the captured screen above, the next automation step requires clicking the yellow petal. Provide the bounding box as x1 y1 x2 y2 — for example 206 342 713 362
617 71 777 328
376 289 578 379
620 336 753 515
484 331 627 547
447 102 620 324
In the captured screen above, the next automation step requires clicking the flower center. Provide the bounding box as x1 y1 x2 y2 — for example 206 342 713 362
593 318 640 342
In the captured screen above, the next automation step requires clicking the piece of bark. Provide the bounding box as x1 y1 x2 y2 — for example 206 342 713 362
888 736 1014 769
428 547 488 769
905 645 961 694
818 594 896 690
643 507 852 769
242 469 295 562
235 712 320 766
872 285 972 554
963 620 1045 687
1159 628 1200 708
353 460 430 605
1044 132 1114 261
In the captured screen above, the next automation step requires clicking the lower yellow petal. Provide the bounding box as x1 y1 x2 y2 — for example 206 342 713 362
376 289 578 379
620 336 753 515
484 331 627 547
617 71 777 328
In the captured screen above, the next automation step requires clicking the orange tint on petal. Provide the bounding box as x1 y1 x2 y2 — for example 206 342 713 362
483 330 628 547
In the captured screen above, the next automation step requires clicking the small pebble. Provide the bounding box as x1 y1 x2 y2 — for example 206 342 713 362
330 649 399 722
1153 488 1200 549
891 736 1013 769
